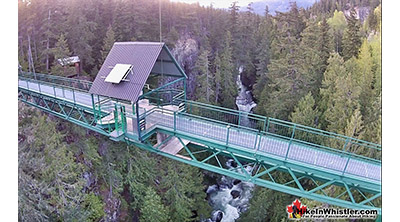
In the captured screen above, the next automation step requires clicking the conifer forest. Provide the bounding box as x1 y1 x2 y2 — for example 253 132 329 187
18 0 382 221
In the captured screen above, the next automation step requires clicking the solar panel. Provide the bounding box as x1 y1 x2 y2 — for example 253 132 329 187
104 64 133 84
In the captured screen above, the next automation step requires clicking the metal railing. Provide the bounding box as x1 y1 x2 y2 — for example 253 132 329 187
19 71 92 91
183 100 267 131
138 105 381 181
18 72 381 182
18 76 90 106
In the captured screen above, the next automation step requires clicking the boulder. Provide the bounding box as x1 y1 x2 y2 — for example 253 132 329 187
233 179 241 185
231 190 241 199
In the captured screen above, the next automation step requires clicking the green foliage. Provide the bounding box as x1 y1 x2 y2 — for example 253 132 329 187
51 34 76 76
217 32 237 109
259 3 307 119
299 18 333 96
83 193 106 222
18 0 382 220
100 26 116 65
327 10 347 54
253 14 274 99
290 92 320 128
238 187 292 222
324 57 361 134
214 53 223 104
373 4 382 32
194 48 214 103
344 107 364 141
112 0 134 41
65 0 97 71
140 187 170 222
166 26 179 48
319 53 346 129
342 8 362 60
18 104 89 221
125 146 157 209
161 159 211 221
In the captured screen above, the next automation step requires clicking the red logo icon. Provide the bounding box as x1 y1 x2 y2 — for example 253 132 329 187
287 199 307 219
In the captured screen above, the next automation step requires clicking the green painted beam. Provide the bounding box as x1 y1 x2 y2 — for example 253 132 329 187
18 74 381 216
124 137 381 214
155 127 381 193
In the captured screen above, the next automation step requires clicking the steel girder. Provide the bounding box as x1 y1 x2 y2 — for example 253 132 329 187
18 88 112 136
18 86 382 216
131 128 381 215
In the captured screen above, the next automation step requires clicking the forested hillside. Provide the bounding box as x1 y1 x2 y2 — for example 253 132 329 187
18 0 381 221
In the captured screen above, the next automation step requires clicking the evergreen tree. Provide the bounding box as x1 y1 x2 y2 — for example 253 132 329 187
370 34 381 92
319 53 347 129
253 13 275 110
318 18 334 73
261 2 306 119
366 7 378 33
324 58 361 134
344 107 364 140
237 3 259 87
228 1 240 38
289 92 320 128
194 48 214 104
327 10 347 54
39 0 66 72
65 0 96 73
18 110 88 220
342 8 362 60
299 19 333 97
228 1 240 64
185 167 212 221
356 40 375 124
214 53 222 104
289 92 321 143
253 19 273 96
373 4 382 33
112 0 133 41
344 107 367 156
125 146 157 210
162 163 194 222
161 160 211 221
218 31 237 109
51 34 76 76
238 187 292 222
362 34 381 146
140 187 169 222
100 25 115 65
82 193 106 221
166 26 179 48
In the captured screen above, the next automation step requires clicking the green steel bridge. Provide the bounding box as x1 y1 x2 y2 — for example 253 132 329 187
18 72 381 215
17 42 381 218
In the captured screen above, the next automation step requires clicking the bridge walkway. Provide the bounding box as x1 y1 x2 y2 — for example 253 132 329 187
18 78 381 184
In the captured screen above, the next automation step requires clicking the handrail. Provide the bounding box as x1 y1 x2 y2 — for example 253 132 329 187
184 99 267 121
19 71 93 84
18 73 382 168
269 118 382 150
179 111 260 133
138 106 381 166
19 76 90 94
19 71 93 91
136 107 382 182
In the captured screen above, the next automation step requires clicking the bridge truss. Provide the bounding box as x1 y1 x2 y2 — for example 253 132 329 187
18 72 382 216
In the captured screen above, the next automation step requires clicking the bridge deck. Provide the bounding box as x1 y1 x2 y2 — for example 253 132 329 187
18 79 381 183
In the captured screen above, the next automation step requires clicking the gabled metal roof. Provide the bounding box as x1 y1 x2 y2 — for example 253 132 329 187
89 42 169 102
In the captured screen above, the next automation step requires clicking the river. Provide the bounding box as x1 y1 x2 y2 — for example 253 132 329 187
205 68 258 222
